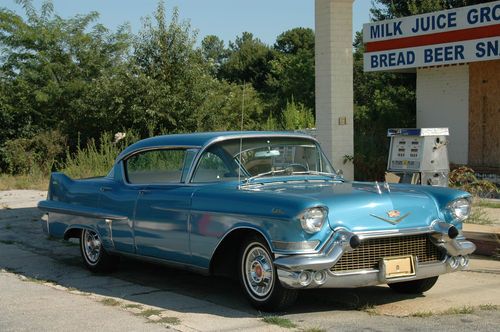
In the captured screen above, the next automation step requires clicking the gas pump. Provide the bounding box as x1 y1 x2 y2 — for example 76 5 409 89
386 128 450 187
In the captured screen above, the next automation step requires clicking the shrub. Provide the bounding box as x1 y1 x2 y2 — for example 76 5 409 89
0 131 66 175
63 131 139 179
449 166 499 198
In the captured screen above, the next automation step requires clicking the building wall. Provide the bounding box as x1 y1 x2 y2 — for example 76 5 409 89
416 65 469 165
468 60 500 170
315 0 354 179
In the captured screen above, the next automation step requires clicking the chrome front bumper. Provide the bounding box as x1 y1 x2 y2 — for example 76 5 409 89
274 221 476 289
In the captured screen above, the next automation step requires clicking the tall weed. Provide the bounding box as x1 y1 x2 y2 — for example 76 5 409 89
449 166 499 198
0 131 66 175
63 131 139 179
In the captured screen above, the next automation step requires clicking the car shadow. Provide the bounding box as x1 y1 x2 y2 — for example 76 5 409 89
0 205 423 317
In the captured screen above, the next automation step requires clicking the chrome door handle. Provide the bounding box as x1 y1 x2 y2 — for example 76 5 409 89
100 186 112 192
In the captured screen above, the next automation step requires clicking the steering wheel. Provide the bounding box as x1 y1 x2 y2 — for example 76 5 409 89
284 163 309 173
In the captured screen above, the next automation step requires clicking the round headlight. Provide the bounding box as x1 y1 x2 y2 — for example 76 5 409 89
448 198 471 221
300 207 326 234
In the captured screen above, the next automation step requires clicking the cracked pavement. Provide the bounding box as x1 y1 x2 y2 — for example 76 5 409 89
1 190 499 331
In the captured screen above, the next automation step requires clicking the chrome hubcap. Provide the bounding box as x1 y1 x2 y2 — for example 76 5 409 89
83 230 101 263
245 246 273 297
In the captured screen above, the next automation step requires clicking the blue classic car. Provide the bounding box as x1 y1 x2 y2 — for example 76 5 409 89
38 131 476 310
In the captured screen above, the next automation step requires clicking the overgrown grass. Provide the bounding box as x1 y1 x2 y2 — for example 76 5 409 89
261 316 297 329
357 303 378 315
135 308 163 317
150 316 180 325
100 298 121 306
410 306 476 317
124 303 143 309
63 132 138 179
467 205 494 225
0 131 139 189
478 304 498 311
442 305 475 315
0 172 49 190
477 201 500 209
410 311 434 318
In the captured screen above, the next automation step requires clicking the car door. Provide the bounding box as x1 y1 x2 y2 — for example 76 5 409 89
126 147 197 263
98 160 141 254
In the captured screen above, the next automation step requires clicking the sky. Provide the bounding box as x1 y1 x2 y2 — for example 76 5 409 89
0 0 372 45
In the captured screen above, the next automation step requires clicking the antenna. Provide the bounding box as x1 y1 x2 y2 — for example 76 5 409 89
238 83 245 189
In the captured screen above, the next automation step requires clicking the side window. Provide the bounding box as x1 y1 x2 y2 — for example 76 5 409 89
126 149 187 184
192 151 231 183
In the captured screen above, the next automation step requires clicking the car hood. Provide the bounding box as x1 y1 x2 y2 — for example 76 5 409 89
249 181 439 232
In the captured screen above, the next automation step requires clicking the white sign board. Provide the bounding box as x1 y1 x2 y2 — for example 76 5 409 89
363 1 500 72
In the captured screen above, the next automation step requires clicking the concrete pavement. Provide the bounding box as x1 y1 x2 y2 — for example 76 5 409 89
1 190 499 331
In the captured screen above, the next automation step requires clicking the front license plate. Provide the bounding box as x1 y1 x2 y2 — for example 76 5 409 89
383 255 415 279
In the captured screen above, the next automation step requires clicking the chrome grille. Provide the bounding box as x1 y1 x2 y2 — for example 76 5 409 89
331 234 444 273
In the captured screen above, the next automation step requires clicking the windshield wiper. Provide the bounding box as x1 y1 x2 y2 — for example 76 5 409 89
289 170 342 180
244 169 289 182
244 169 342 183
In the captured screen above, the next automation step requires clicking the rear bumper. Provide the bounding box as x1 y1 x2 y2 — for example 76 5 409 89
274 222 476 289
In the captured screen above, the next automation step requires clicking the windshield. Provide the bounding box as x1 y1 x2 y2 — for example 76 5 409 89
191 136 336 183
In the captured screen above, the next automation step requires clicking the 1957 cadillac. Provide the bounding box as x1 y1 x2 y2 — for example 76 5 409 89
38 131 476 310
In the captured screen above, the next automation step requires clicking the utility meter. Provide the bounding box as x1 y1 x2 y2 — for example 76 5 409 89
386 128 450 187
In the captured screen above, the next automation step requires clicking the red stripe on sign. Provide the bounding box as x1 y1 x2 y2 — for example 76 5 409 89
365 24 500 52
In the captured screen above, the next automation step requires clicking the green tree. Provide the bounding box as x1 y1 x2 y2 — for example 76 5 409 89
201 35 227 74
267 28 315 113
219 32 274 92
281 98 315 130
274 27 314 55
126 3 269 135
129 3 215 135
0 0 131 148
195 82 264 132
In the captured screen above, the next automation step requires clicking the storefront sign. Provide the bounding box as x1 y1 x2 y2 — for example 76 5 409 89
363 1 500 71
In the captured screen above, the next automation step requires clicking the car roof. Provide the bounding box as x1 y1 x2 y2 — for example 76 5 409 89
116 131 316 160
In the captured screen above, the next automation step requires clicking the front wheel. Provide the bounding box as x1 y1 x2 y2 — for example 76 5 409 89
238 236 297 311
388 276 439 294
80 229 118 273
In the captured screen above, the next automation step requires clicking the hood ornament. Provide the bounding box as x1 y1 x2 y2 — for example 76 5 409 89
387 210 400 218
370 210 410 225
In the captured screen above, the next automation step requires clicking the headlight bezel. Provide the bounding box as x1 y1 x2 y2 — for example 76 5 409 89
446 197 472 221
298 206 328 234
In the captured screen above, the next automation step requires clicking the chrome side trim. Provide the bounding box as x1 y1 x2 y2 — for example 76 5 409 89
119 145 201 163
41 213 49 234
272 240 320 252
105 219 115 248
113 250 210 276
38 201 127 221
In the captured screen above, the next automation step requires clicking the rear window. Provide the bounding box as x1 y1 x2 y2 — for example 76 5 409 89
126 149 187 184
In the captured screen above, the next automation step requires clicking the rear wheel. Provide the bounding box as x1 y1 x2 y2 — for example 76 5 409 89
388 276 439 294
238 236 297 311
80 229 117 272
